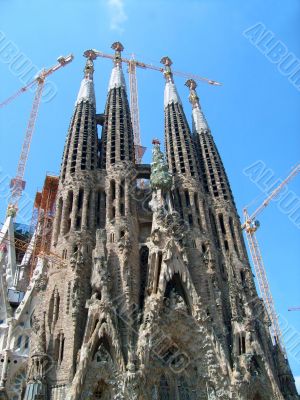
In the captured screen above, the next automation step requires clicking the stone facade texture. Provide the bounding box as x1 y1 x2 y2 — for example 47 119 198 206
19 43 299 400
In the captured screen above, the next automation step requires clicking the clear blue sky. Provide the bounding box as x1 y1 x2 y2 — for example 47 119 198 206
0 0 299 387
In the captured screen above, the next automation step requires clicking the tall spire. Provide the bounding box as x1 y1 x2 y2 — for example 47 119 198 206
161 56 182 108
185 79 234 203
60 55 98 182
161 56 199 179
100 42 135 168
75 56 96 106
52 55 98 245
185 78 209 133
108 42 126 90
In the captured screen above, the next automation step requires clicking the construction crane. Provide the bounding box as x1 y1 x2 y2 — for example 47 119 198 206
242 163 300 356
84 45 222 164
128 56 145 163
1 54 74 214
288 307 300 311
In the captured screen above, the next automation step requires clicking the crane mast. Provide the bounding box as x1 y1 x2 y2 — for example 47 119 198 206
9 80 45 210
3 54 74 214
128 58 145 163
243 162 300 356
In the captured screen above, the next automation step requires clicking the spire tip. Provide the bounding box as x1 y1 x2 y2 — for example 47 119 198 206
111 41 124 52
185 79 197 90
111 42 124 65
160 56 173 82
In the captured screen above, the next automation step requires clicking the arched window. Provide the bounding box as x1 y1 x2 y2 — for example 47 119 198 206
159 375 170 400
177 377 190 400
24 335 30 350
17 335 22 348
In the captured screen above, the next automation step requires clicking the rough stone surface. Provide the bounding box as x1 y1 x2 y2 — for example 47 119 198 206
19 53 299 400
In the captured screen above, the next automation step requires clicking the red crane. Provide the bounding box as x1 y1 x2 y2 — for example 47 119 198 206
1 54 74 214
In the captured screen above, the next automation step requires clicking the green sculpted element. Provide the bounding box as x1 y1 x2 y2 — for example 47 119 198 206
150 142 172 191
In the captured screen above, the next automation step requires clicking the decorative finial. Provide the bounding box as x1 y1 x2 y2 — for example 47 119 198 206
150 139 172 191
152 138 160 145
111 42 124 65
83 49 97 60
83 50 96 79
160 56 173 82
185 79 199 108
84 58 94 79
185 79 209 132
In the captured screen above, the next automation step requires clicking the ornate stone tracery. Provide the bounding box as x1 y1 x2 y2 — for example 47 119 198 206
19 44 299 400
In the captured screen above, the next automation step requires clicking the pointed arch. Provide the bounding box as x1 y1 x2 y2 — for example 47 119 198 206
92 335 112 363
164 273 191 313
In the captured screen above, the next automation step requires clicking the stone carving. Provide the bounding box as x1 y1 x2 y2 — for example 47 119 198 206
165 289 187 312
35 273 48 292
118 227 131 256
150 140 172 192
22 56 298 400
31 314 40 334
70 245 84 270
94 344 111 363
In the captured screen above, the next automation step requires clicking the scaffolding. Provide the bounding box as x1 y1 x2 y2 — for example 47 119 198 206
29 174 59 275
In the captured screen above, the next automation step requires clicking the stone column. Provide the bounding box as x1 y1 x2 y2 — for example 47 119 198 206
125 179 130 217
71 190 79 230
89 190 96 230
81 190 90 229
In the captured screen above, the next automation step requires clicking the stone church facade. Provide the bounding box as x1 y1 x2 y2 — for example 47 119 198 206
19 42 299 399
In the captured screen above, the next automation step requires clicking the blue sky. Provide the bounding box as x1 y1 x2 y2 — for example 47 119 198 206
0 0 299 387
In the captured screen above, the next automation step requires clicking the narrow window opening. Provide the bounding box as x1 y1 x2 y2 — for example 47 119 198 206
240 270 246 286
17 335 22 348
78 189 84 210
156 252 163 293
242 335 246 354
194 193 200 215
184 190 190 207
111 180 116 200
218 214 226 235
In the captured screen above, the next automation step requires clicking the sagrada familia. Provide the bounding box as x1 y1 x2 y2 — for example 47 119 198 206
0 42 298 399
